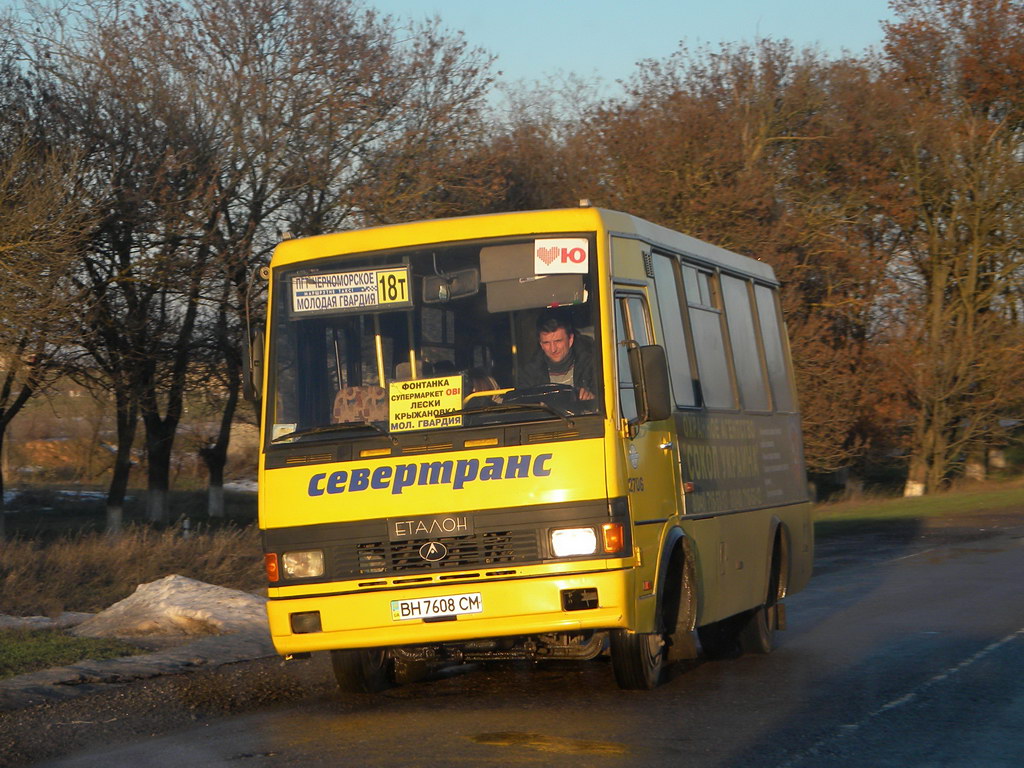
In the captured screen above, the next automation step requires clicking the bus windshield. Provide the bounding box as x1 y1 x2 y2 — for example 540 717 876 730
268 234 602 443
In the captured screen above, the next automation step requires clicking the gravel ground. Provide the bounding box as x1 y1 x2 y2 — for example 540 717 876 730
0 575 319 768
0 652 336 767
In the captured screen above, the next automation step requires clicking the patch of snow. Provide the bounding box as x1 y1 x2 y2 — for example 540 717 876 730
0 612 94 631
53 490 108 500
224 479 257 493
71 575 268 638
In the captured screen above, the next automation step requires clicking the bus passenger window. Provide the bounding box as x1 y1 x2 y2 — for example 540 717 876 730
721 275 770 412
651 254 696 407
755 285 796 412
681 265 735 410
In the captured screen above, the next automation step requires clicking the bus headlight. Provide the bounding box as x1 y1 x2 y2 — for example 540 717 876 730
550 527 598 557
281 550 325 579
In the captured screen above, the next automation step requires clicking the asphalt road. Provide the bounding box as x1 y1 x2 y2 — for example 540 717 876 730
15 512 1024 768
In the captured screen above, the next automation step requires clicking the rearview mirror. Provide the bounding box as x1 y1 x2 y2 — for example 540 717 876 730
422 268 480 303
628 344 671 424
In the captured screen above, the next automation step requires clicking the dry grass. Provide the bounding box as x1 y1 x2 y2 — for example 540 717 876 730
0 525 264 616
0 627 147 679
815 476 1024 522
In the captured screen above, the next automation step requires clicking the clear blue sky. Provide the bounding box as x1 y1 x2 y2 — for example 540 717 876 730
372 0 895 88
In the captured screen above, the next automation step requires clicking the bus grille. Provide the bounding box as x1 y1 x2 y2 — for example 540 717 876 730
335 530 539 578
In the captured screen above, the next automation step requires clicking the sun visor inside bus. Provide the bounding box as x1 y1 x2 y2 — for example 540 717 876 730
479 243 534 282
485 275 584 312
479 243 585 311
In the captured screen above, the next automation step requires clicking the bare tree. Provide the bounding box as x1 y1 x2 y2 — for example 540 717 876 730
142 0 499 516
882 0 1024 494
16 0 499 525
0 29 94 537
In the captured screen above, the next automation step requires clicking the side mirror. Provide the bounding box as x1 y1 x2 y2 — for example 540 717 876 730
243 329 264 403
627 344 672 424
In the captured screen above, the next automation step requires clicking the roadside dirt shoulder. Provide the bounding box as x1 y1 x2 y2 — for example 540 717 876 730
0 653 335 768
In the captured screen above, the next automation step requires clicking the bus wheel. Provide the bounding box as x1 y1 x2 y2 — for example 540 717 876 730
738 538 784 654
610 629 665 690
330 648 390 693
697 616 742 659
736 604 774 654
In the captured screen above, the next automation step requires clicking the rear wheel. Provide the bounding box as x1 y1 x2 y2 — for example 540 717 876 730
699 537 784 658
696 614 743 659
736 604 773 654
330 648 390 693
610 629 665 690
739 535 785 654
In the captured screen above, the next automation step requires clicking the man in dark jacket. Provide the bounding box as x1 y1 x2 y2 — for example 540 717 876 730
518 311 595 400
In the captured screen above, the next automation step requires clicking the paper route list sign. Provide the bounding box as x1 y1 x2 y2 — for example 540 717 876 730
388 375 463 432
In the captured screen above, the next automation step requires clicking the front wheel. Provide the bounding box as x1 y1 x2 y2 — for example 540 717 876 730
330 648 390 693
610 629 665 690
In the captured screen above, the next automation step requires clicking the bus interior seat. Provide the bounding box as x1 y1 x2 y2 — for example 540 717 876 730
333 385 387 423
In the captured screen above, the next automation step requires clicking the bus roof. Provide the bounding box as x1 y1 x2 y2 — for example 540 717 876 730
271 207 778 284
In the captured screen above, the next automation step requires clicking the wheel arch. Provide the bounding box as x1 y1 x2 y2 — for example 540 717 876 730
767 516 792 601
656 526 698 635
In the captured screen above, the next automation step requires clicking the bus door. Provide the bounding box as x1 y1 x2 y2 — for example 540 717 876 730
613 288 680 616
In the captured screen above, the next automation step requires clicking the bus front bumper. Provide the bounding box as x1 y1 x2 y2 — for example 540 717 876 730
266 567 635 656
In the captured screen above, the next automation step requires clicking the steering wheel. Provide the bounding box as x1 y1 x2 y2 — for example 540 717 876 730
501 383 578 405
462 387 514 406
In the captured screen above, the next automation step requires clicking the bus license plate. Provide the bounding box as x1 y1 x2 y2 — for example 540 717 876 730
391 593 483 621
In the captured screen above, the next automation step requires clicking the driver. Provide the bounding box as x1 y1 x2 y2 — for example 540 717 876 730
519 310 595 400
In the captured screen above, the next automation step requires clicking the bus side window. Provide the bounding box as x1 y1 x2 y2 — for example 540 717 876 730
615 293 652 421
754 284 796 412
651 253 696 407
680 264 736 409
721 275 770 412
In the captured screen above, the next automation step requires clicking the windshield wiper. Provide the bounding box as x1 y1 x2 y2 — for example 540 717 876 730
272 421 389 443
459 401 575 427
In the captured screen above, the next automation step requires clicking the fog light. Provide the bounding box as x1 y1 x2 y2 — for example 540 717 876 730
290 611 322 634
282 550 325 579
551 527 597 557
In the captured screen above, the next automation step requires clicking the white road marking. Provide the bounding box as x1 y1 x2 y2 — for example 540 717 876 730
780 626 1024 767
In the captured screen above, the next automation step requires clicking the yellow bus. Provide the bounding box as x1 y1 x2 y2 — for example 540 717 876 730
257 205 813 691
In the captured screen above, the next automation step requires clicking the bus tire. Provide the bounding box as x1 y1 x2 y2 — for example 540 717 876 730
665 551 699 662
697 615 742 659
736 604 773 654
330 648 390 693
610 629 665 690
738 532 786 654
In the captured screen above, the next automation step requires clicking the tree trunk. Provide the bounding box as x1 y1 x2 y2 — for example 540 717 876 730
0 429 6 540
107 396 138 534
201 361 241 519
207 479 225 519
143 414 177 525
0 362 38 539
903 451 927 497
964 444 986 482
904 405 942 496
